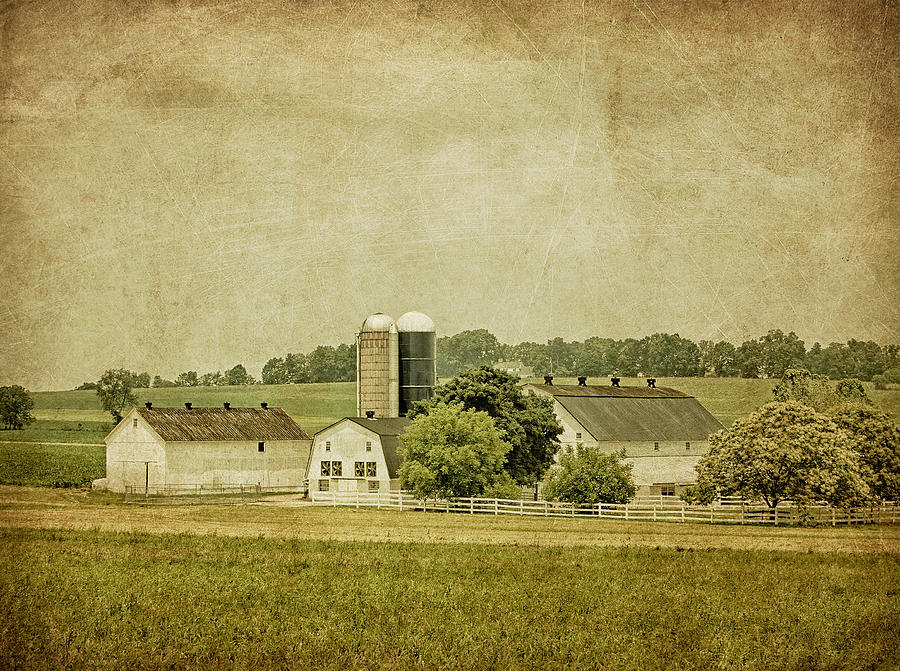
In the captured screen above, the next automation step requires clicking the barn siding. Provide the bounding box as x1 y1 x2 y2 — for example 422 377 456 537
308 422 394 493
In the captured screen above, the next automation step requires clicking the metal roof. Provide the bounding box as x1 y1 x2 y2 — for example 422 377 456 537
528 383 690 398
555 396 723 442
342 416 411 478
397 311 435 332
360 313 396 332
134 407 311 442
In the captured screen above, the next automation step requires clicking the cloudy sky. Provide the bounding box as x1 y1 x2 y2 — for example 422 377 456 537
1 0 897 390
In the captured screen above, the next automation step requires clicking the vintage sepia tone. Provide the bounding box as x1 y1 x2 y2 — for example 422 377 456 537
1 0 897 391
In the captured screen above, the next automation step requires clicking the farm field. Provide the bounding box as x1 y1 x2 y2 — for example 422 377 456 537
0 489 898 670
0 443 105 488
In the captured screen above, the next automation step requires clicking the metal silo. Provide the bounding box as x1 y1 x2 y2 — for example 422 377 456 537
357 313 399 418
397 311 436 416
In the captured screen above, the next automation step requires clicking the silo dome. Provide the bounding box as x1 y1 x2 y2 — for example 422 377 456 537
397 311 435 332
361 313 396 333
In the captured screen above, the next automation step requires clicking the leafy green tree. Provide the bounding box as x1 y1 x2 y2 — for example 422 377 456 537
507 340 551 376
224 364 254 386
96 369 138 424
199 371 224 386
152 375 175 388
543 448 636 505
74 381 97 391
698 340 738 377
772 369 871 412
757 330 806 378
0 385 35 430
410 366 562 485
436 330 503 377
642 333 700 377
830 406 900 501
399 403 511 498
131 372 151 389
695 402 870 507
175 371 199 387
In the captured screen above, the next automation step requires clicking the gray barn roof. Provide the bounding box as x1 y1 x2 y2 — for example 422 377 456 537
134 407 311 442
528 384 723 442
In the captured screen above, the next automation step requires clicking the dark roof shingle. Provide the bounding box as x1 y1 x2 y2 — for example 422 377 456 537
528 383 690 398
134 407 311 442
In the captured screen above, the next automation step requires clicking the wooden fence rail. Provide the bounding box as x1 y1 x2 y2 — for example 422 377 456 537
310 491 900 526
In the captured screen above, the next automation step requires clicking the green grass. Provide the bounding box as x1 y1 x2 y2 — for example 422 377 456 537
0 419 108 444
0 527 896 670
28 378 899 436
0 443 105 487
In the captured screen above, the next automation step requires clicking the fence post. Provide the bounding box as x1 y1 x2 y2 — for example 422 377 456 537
681 505 685 523
710 506 714 523
399 493 403 512
774 507 778 526
741 503 745 525
519 499 524 516
625 505 629 521
495 499 499 515
545 500 549 516
356 492 359 509
653 505 657 522
470 498 474 514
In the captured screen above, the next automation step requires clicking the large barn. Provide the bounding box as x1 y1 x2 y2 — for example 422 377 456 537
308 416 410 497
98 403 312 494
526 380 724 497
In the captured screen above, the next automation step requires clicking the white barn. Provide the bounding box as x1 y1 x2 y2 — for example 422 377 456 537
308 416 410 497
98 403 312 494
526 381 723 498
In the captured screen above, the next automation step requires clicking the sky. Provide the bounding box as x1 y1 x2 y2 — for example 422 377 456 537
1 0 897 391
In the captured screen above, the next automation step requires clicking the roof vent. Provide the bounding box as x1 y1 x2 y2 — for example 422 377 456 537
145 402 152 410
365 410 375 419
647 378 656 388
223 402 231 410
260 402 268 409
610 377 620 387
577 376 587 386
184 402 192 410
544 375 553 385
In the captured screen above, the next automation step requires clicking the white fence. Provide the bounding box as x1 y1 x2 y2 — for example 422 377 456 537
311 491 900 526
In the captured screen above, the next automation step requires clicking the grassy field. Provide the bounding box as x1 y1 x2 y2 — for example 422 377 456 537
0 489 898 670
0 443 105 487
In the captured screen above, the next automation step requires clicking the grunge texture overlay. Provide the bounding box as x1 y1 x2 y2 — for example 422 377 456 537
1 0 897 390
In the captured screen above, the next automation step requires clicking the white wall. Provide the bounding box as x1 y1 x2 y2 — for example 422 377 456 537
105 410 167 493
308 421 396 495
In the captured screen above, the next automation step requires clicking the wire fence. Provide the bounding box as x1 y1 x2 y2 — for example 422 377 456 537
310 491 900 526
124 484 306 504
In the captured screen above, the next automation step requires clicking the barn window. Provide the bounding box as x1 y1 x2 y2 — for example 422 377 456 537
368 480 379 491
133 418 138 428
321 461 331 477
331 461 342 477
325 441 331 452
661 485 675 497
654 442 659 451
685 442 691 450
575 432 582 440
258 442 265 452
366 462 376 477
366 441 372 452
355 461 365 477
318 480 329 492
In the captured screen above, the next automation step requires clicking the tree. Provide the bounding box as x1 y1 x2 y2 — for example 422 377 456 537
830 406 900 501
152 375 175 388
772 369 871 413
74 381 97 391
199 371 224 387
175 371 199 387
694 402 870 507
698 340 738 377
224 364 254 386
543 448 636 505
409 366 562 485
437 330 503 377
398 403 511 499
131 372 151 389
96 369 138 424
0 385 35 430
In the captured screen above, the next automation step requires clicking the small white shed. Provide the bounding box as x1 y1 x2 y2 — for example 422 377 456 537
308 416 410 497
99 403 312 494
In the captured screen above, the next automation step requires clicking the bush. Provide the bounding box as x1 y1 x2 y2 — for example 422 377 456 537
543 448 636 505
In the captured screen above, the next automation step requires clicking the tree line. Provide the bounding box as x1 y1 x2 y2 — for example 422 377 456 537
437 329 900 382
74 329 900 392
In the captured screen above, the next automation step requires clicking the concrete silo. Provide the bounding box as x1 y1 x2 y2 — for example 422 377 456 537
356 313 399 418
397 311 436 416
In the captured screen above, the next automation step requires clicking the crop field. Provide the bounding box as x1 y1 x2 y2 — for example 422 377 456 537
0 443 105 488
0 488 898 670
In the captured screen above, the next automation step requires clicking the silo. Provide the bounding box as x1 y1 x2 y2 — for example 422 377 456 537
397 311 436 416
357 313 399 418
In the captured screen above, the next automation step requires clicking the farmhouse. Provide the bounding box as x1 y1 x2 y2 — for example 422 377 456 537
526 379 723 497
98 403 312 494
308 415 410 497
